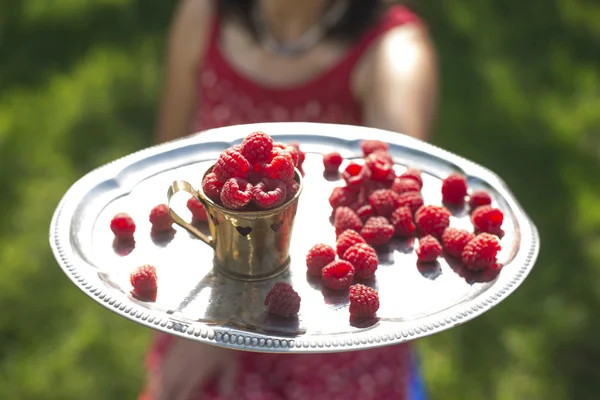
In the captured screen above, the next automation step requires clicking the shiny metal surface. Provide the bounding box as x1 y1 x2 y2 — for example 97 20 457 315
49 122 539 353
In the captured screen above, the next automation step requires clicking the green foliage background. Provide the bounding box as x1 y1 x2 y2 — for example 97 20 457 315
0 0 598 399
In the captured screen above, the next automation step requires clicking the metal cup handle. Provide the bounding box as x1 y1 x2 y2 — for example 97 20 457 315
167 180 214 248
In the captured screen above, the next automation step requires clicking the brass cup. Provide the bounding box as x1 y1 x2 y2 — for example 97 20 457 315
167 167 303 281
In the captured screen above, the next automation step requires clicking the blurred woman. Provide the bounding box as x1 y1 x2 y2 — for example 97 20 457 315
145 0 437 398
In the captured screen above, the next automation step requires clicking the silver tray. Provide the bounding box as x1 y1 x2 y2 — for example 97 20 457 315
49 122 539 353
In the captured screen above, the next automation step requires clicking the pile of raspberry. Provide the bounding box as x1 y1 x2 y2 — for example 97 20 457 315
201 131 304 211
321 140 506 279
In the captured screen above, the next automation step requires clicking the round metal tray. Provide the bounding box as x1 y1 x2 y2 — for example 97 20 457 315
49 122 539 353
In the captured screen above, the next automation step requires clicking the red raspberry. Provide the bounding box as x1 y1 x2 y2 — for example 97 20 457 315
462 233 501 270
469 190 492 210
398 168 423 189
149 204 173 232
371 150 394 165
365 153 395 183
356 204 375 223
202 172 224 202
130 264 158 301
323 152 343 173
288 143 305 168
361 216 394 246
334 207 363 236
368 189 400 217
342 162 370 188
186 197 207 222
391 177 421 194
349 284 379 318
261 155 295 182
252 178 287 209
441 173 468 204
322 260 355 290
415 205 451 238
471 205 504 235
264 282 301 317
213 149 252 182
361 140 389 156
285 179 300 202
390 206 416 237
396 192 424 215
442 228 475 258
110 213 136 240
272 145 299 167
241 131 274 163
220 177 253 210
306 244 336 276
342 243 378 279
328 186 358 209
335 229 366 257
416 235 442 262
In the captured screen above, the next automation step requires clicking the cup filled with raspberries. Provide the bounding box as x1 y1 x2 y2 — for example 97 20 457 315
167 131 305 281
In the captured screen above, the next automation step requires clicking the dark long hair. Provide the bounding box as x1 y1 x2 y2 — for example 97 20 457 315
217 0 387 42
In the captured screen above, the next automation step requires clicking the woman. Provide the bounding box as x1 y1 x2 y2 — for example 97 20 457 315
145 0 437 398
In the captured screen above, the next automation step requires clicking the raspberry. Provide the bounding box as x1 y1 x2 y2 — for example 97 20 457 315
391 177 421 194
252 178 287 209
288 143 305 168
471 205 504 235
390 206 416 237
361 216 394 246
398 168 423 189
323 152 343 173
368 189 400 217
342 243 378 279
322 260 355 290
186 197 207 222
220 177 253 210
110 213 136 240
261 155 295 182
416 235 442 262
370 150 394 165
334 207 363 236
285 179 300 201
342 162 370 188
349 284 379 318
442 228 475 258
469 190 492 210
241 131 274 163
415 205 451 238
306 243 336 276
356 204 375 223
273 145 299 167
335 229 366 257
264 282 301 317
365 153 395 183
462 233 501 270
441 173 468 204
130 264 158 301
328 186 358 209
213 149 252 181
149 204 173 232
202 172 224 202
396 192 424 215
361 140 389 156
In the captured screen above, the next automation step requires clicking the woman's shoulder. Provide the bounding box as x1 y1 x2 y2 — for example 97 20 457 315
351 7 434 101
166 0 216 69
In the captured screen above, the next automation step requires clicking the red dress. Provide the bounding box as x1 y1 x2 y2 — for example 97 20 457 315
143 6 422 400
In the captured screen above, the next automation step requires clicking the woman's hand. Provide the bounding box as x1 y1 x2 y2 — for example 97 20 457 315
148 338 238 400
